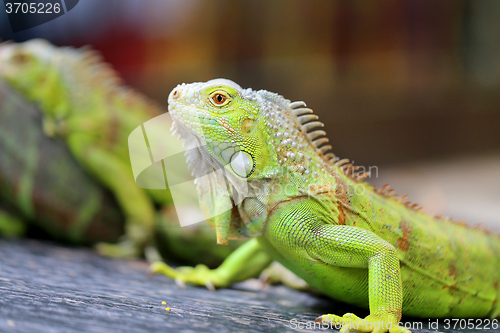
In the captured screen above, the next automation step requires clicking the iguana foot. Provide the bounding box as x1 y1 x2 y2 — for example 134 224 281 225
315 313 410 333
96 240 142 258
260 261 311 291
150 261 229 289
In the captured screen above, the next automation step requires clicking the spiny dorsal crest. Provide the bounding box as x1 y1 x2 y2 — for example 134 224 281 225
240 84 498 236
257 91 370 182
375 183 499 236
288 100 371 182
0 39 163 117
65 44 164 117
264 95 449 219
253 90 330 178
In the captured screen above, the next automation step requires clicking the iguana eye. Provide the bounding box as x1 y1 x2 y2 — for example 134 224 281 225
11 52 31 65
210 92 230 107
213 93 226 104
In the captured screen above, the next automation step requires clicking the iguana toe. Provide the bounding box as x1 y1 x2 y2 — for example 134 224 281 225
151 261 227 289
316 313 410 333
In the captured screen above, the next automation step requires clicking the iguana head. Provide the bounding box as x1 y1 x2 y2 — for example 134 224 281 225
168 79 331 179
0 39 53 76
0 39 70 118
169 79 270 180
1 39 162 125
168 79 333 242
0 39 59 89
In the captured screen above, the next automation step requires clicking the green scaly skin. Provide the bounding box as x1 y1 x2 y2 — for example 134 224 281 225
0 39 171 258
0 77 125 244
151 79 500 333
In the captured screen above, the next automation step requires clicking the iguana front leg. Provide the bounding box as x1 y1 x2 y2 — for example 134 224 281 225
313 226 406 333
67 133 155 258
264 199 408 333
151 238 273 289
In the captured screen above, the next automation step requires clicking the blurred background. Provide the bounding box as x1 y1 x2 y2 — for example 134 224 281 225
1 0 499 228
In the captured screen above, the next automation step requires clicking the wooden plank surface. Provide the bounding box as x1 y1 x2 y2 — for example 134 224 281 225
0 239 492 333
0 239 331 333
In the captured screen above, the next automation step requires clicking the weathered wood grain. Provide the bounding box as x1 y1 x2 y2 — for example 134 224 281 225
0 239 478 333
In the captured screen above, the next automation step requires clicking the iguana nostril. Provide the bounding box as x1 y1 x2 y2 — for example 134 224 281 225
171 88 180 99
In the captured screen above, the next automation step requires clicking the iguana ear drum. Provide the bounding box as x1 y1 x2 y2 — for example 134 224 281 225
230 151 255 178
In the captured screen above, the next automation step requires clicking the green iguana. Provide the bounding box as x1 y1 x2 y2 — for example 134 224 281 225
0 40 244 263
151 79 500 332
0 39 170 257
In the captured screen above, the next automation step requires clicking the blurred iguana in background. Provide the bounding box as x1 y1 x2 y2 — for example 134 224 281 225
0 39 242 265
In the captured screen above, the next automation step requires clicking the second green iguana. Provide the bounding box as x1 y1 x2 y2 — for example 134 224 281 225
0 39 164 257
152 79 500 332
0 40 245 264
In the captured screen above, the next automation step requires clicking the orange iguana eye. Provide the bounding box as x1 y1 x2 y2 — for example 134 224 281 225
212 93 227 105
